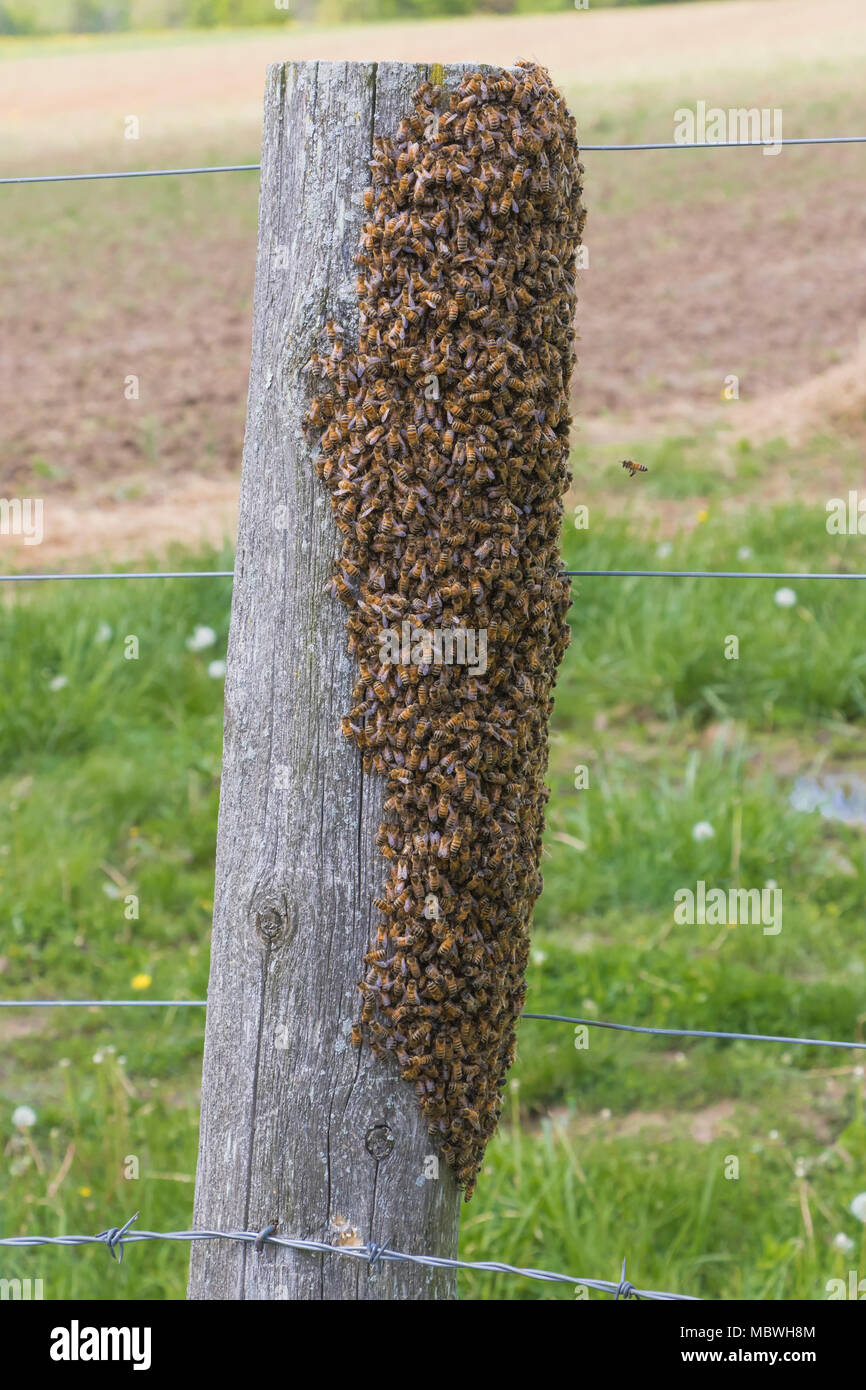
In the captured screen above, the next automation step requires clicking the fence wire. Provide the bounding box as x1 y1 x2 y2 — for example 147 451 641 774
0 1215 697 1299
0 570 234 583
1 995 863 1053
2 135 865 184
3 568 866 583
523 1013 866 1050
0 165 260 185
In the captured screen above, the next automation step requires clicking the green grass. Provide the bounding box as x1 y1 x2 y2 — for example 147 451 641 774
0 553 232 1299
2 459 866 1299
561 507 866 728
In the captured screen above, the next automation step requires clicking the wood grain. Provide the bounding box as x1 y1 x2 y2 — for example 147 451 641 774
187 60 469 1302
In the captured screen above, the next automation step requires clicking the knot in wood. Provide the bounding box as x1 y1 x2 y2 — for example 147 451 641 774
365 1123 395 1161
252 888 290 947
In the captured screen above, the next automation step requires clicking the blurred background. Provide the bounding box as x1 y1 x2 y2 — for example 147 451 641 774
1 0 866 1300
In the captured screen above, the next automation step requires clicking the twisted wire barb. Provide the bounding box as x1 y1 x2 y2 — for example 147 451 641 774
0 1218 697 1298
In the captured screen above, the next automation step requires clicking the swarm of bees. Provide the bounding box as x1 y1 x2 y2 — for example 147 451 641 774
307 61 584 1198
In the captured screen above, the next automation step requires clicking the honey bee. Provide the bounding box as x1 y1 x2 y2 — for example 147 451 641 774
621 458 648 478
403 1056 431 1080
310 58 582 1198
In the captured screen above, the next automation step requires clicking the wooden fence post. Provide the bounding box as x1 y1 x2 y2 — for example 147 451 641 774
187 61 468 1301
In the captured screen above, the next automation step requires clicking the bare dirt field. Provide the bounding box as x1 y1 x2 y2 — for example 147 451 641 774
3 0 865 158
1 0 865 565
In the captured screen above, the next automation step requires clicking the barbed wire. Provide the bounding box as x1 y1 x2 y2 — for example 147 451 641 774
2 135 865 185
2 568 865 584
0 1214 696 1299
1 994 862 1053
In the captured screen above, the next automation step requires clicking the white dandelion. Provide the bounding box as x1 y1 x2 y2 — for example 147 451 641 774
850 1193 866 1223
186 625 217 652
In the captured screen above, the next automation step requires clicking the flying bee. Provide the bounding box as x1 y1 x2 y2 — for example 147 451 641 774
621 458 648 478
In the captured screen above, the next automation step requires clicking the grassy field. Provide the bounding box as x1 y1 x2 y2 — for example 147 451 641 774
1 1 866 1300
3 458 866 1299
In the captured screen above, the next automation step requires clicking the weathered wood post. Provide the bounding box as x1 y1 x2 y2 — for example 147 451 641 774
188 61 465 1301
